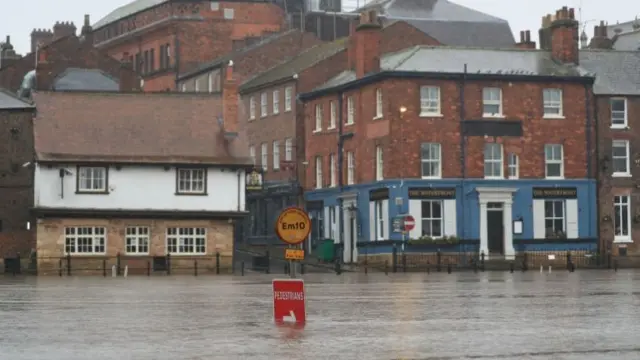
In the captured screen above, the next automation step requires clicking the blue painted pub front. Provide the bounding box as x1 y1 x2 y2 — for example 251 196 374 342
305 179 598 261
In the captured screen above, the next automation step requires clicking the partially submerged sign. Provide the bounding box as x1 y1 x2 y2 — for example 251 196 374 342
273 279 306 325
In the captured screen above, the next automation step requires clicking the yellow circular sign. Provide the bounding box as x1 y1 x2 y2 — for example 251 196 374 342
275 207 312 245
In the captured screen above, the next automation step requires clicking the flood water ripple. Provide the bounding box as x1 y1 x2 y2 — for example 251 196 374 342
0 270 639 360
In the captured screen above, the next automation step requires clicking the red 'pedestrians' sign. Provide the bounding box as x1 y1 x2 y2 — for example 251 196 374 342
272 279 306 325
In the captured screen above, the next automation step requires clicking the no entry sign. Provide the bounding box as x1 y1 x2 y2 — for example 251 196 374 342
403 215 416 232
272 279 306 325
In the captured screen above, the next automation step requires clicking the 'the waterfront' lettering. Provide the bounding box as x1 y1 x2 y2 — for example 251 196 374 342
281 222 306 230
274 291 305 301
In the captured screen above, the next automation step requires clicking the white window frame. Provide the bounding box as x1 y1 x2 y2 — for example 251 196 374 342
176 168 206 194
508 153 519 179
420 86 441 116
260 92 267 117
284 86 292 112
482 87 502 117
284 138 293 161
249 97 256 120
421 200 443 238
77 166 107 192
273 141 280 170
261 143 268 171
314 104 323 132
329 101 336 129
208 73 213 93
346 96 354 125
125 226 150 254
166 227 206 255
315 156 323 189
330 153 337 187
329 207 336 240
614 195 631 242
374 88 383 119
544 144 564 179
64 226 106 255
375 146 383 180
543 88 563 117
612 140 631 177
249 145 256 165
483 143 503 179
544 200 565 238
347 151 355 185
375 200 385 240
420 143 441 179
273 90 280 114
610 97 627 129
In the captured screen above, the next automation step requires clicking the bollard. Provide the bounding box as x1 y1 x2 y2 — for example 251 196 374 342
300 263 305 275
614 259 618 272
540 265 543 273
335 261 342 275
566 252 572 271
392 247 398 273
215 252 220 275
384 260 389 275
548 265 552 273
147 261 151 276
284 263 289 275
58 259 62 277
166 253 172 275
66 253 71 276
124 266 128 278
364 259 368 274
103 259 107 277
402 253 407 273
194 260 198 277
447 263 452 274
426 261 430 274
510 262 514 273
241 261 245 276
116 252 121 276
436 251 442 272
480 252 485 272
570 262 575 272
111 265 117 277
522 252 528 272
265 250 271 274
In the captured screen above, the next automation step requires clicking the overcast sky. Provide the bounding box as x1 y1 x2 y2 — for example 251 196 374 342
1 0 639 55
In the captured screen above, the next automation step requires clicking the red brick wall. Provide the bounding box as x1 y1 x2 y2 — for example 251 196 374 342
304 78 592 189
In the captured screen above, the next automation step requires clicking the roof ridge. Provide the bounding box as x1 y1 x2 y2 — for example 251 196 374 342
0 87 33 106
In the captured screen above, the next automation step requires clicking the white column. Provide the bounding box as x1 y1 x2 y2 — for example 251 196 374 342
479 201 489 255
503 201 515 260
343 207 351 264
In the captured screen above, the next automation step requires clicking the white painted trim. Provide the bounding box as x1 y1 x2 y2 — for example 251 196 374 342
476 187 517 259
565 199 579 238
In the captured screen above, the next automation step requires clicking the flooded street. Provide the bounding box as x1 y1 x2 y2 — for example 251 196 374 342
0 270 639 360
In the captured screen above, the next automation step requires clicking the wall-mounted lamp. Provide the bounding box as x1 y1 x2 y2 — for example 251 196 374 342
347 204 358 218
399 106 407 114
601 214 612 222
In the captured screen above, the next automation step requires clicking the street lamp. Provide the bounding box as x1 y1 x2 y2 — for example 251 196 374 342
398 105 407 254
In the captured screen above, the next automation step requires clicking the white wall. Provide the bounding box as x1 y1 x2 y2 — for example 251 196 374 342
34 164 246 212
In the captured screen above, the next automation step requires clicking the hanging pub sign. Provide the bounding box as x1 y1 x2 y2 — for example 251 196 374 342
245 169 264 192
532 187 577 199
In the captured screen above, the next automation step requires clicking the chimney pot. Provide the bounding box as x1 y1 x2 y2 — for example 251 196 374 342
84 15 90 26
525 30 531 42
569 8 575 19
519 30 525 42
5 35 9 44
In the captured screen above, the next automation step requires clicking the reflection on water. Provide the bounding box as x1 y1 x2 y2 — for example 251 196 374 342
0 270 639 360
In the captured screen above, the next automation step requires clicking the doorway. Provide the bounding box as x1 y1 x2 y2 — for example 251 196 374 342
486 202 504 254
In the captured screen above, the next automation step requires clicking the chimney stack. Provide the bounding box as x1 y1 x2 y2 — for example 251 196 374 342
222 60 239 135
541 7 579 64
52 21 77 40
119 53 138 91
81 14 94 45
348 9 382 78
30 29 53 54
588 21 613 49
515 30 536 49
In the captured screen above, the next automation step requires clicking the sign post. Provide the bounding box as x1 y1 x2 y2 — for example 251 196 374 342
273 279 306 326
401 215 415 252
275 207 312 278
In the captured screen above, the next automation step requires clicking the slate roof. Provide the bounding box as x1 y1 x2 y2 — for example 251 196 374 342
0 88 33 110
612 30 640 51
31 91 251 165
178 30 298 80
356 0 515 47
578 50 640 95
606 20 640 39
312 46 591 92
93 0 168 30
239 38 348 93
53 68 120 91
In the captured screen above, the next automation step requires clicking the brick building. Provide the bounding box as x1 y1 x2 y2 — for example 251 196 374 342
0 89 35 261
236 20 440 245
90 0 288 91
0 15 140 94
299 8 598 263
580 23 640 256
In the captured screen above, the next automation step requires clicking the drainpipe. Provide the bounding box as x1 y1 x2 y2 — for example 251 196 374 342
237 170 241 211
337 92 345 251
174 33 180 91
459 65 467 240
591 88 601 254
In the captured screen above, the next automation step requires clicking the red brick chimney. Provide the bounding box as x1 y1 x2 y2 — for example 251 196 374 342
348 10 382 78
80 14 94 45
30 29 53 54
222 61 238 135
35 47 50 90
119 53 137 91
515 30 536 49
52 21 77 40
548 7 579 64
588 21 614 49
